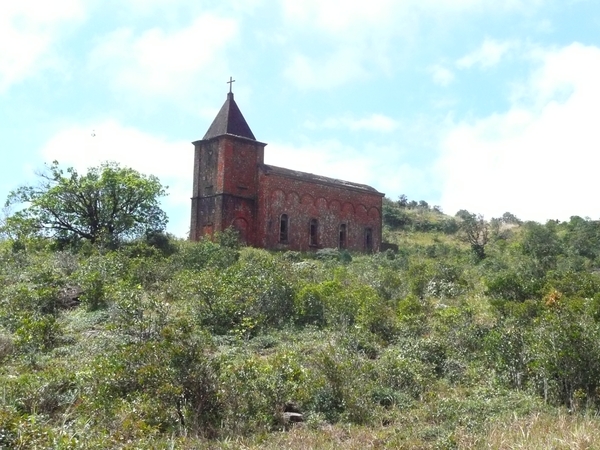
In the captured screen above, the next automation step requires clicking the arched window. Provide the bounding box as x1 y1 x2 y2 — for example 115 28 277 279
309 219 318 246
279 214 289 243
339 224 347 249
364 227 373 252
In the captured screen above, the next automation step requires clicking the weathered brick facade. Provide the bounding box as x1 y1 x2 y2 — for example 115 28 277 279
190 92 384 252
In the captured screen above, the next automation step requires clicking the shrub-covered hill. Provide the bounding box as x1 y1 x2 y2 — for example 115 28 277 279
4 203 600 448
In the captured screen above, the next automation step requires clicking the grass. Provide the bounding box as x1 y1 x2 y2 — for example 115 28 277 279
457 412 600 449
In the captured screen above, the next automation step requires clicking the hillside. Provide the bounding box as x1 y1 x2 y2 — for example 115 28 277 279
3 199 600 448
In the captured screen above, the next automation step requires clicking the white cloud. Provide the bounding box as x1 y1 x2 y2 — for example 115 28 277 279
338 114 398 132
281 0 542 37
39 120 193 236
88 13 238 101
436 42 600 222
456 38 516 69
266 140 374 184
265 138 428 200
0 0 86 92
122 0 264 16
306 114 398 132
282 0 398 37
284 49 368 89
429 64 455 86
280 0 544 89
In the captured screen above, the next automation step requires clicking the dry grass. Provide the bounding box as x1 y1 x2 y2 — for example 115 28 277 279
456 412 600 449
216 424 410 450
193 412 600 450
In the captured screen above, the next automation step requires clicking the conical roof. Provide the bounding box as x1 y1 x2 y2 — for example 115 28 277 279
203 92 256 140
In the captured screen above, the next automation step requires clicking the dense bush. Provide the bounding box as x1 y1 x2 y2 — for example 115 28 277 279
3 212 600 447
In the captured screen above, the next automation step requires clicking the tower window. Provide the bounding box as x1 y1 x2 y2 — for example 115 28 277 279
309 219 318 246
339 224 347 249
280 214 289 243
365 228 373 252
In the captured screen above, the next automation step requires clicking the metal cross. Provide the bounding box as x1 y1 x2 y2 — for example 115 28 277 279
227 76 235 93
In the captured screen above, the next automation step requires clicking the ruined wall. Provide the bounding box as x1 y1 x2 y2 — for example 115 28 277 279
256 169 383 252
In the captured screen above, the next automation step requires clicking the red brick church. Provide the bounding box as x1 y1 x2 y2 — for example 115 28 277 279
190 86 384 252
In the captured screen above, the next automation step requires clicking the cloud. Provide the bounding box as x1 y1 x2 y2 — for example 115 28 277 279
39 120 193 236
456 38 516 69
305 114 398 132
284 49 369 89
281 0 398 37
0 0 86 92
88 13 238 102
281 0 543 37
121 0 265 16
436 42 600 222
429 64 455 86
280 0 544 89
266 140 374 183
265 138 429 200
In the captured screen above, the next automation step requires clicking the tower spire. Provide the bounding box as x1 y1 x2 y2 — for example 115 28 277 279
202 81 256 140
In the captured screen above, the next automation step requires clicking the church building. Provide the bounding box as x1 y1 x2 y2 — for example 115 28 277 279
190 86 384 252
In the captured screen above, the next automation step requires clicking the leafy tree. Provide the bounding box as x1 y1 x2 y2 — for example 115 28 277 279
562 216 600 261
501 211 521 225
397 194 408 207
456 210 489 260
0 205 12 240
5 161 167 247
382 198 411 229
519 221 561 271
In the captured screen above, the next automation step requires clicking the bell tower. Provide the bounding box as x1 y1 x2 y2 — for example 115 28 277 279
190 82 266 244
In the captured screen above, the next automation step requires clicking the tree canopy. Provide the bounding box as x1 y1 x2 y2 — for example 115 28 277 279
5 161 167 246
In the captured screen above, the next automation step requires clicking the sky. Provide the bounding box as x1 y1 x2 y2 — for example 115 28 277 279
2 0 600 237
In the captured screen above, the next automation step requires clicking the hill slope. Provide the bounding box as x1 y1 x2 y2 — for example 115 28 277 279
3 201 600 448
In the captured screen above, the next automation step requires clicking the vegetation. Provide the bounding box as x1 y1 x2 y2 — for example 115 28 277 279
5 161 167 249
4 183 600 448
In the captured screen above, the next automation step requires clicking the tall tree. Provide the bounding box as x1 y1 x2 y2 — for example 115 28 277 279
457 210 489 260
5 161 168 246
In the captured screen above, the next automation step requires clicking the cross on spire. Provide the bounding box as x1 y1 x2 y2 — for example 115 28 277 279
227 76 235 93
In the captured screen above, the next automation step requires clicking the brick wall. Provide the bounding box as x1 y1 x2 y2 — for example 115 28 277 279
190 135 265 244
256 168 383 252
191 135 383 252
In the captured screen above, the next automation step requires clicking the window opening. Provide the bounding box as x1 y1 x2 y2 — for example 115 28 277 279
365 228 373 252
309 219 318 246
280 214 289 243
339 224 347 249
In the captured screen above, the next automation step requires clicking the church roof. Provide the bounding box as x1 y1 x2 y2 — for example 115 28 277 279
203 92 256 141
261 164 384 195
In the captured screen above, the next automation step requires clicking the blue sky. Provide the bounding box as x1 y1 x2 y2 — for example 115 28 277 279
2 0 600 236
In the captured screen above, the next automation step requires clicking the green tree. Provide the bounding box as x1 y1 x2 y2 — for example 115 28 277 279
456 210 489 260
520 221 561 271
5 161 167 247
501 211 521 225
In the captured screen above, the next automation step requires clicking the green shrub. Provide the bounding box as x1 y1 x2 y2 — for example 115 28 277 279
86 320 221 436
295 284 326 327
309 346 374 424
3 366 78 419
217 349 309 433
375 346 435 399
172 238 239 272
484 319 528 389
0 333 14 362
526 303 600 409
14 315 62 353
